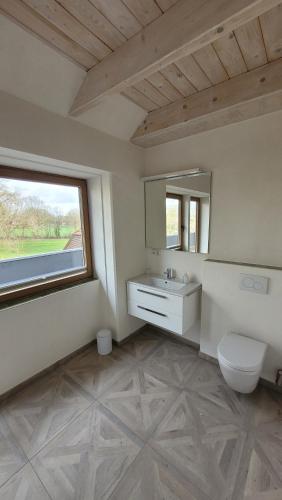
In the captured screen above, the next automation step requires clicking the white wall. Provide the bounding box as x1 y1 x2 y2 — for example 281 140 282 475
2 86 282 391
0 92 146 337
0 280 103 395
147 249 205 283
0 92 146 394
111 174 146 340
0 91 144 177
145 110 282 383
0 14 146 141
145 109 282 268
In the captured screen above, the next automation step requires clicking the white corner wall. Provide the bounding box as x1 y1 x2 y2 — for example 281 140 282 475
145 110 282 383
145 109 282 269
2 89 282 392
0 92 146 394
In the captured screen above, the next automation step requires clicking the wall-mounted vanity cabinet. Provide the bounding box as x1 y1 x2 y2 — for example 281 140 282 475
127 275 201 337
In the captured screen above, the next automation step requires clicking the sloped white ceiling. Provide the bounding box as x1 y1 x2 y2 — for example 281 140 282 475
0 15 146 141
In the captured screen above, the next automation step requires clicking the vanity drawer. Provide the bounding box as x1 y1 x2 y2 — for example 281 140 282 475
127 282 182 316
128 301 182 334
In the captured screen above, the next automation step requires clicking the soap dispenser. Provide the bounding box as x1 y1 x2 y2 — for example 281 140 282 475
183 273 189 284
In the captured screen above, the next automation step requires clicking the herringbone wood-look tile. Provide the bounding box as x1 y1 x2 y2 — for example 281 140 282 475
150 392 212 491
2 371 90 458
109 445 209 500
0 328 281 500
63 345 133 398
143 339 199 388
32 403 141 500
232 389 282 500
100 365 179 440
0 415 27 488
0 463 50 499
120 328 164 361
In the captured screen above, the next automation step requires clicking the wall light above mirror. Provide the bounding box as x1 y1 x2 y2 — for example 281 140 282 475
144 169 211 254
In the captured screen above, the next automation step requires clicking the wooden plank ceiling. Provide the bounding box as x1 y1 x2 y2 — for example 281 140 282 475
0 0 179 69
0 0 281 146
124 4 282 112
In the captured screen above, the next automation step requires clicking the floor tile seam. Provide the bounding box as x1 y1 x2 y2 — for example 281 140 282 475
95 366 184 416
97 401 148 448
61 371 98 403
98 396 182 450
27 398 96 461
142 337 168 359
63 356 138 402
144 351 199 367
28 461 53 499
135 386 181 443
1 368 95 418
119 340 167 365
93 363 141 402
254 438 282 487
0 376 96 464
0 461 27 491
0 413 30 466
138 364 189 391
107 444 146 500
169 388 249 438
145 441 213 500
59 349 136 373
136 338 168 363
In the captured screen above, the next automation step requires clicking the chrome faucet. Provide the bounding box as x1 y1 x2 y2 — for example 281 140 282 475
163 269 169 279
163 268 175 279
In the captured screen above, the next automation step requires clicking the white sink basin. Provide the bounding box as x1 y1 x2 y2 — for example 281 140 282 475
146 277 186 291
128 274 201 298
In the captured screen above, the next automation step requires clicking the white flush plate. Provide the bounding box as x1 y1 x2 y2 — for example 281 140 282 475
240 273 269 294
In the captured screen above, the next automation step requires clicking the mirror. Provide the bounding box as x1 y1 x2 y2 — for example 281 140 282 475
145 171 211 254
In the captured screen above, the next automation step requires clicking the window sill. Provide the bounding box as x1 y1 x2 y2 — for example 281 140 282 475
0 277 98 311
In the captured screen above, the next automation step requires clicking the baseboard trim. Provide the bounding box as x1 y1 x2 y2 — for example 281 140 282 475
260 377 282 393
198 351 219 365
116 324 201 351
0 338 97 403
0 328 141 402
152 326 200 350
2 327 280 402
115 325 148 345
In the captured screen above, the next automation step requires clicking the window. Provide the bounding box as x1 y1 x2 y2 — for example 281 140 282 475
189 197 200 253
166 194 182 249
0 166 93 302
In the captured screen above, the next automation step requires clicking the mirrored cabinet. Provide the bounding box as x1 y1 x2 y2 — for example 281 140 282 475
144 169 211 254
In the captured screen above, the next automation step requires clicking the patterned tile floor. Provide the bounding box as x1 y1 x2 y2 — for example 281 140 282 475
0 327 281 499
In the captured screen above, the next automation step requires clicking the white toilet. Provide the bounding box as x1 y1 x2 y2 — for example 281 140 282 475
218 333 267 394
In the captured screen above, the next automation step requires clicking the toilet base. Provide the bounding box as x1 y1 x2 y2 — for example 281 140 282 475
219 360 260 394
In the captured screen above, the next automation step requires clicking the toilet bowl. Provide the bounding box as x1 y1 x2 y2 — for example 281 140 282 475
217 333 267 394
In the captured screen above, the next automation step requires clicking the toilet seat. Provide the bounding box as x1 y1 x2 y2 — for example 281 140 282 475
218 333 267 373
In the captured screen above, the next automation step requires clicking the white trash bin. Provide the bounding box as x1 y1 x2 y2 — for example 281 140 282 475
97 329 112 355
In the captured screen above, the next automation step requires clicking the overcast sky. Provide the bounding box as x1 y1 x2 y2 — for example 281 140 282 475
1 178 80 215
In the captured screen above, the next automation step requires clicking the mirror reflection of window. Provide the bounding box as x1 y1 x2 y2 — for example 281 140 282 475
189 197 200 253
166 194 182 249
144 172 211 254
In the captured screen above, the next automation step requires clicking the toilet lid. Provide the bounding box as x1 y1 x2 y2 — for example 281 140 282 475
218 333 267 372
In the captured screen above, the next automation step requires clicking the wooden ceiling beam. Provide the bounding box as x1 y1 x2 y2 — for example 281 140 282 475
131 58 282 147
69 0 282 116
